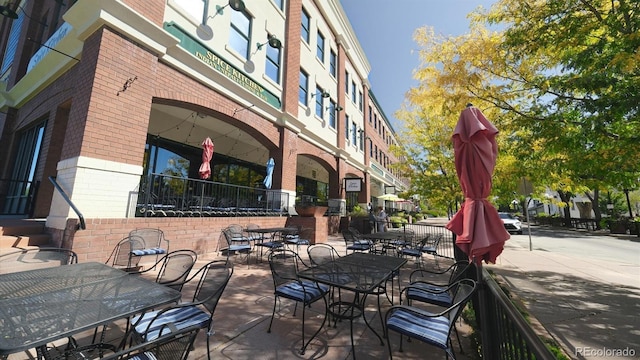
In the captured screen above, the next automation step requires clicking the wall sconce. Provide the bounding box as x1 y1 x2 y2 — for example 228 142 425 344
197 0 246 40
244 34 282 73
310 91 330 99
0 4 47 26
325 105 344 112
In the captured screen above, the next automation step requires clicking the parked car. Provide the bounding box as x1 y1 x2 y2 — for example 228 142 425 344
499 212 523 234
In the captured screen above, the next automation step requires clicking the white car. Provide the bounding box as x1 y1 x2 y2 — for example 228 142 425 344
499 212 523 234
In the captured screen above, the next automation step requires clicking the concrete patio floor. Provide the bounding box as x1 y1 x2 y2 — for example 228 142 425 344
13 235 476 360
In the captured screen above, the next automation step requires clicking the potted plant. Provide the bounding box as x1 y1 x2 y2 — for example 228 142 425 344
294 195 328 217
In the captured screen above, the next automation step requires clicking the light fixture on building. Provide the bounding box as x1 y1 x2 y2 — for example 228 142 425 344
197 0 246 40
325 105 344 112
311 91 330 99
0 4 46 26
0 5 18 19
244 34 282 73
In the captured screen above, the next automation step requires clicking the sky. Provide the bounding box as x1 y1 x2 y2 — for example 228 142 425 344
340 0 497 131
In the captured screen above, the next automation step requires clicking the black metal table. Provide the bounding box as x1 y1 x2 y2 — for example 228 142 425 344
298 252 406 359
0 262 181 358
246 227 298 260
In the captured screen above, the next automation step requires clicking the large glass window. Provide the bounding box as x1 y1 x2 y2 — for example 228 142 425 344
299 69 309 106
301 8 310 43
265 39 281 83
296 176 328 203
316 31 325 62
229 9 251 59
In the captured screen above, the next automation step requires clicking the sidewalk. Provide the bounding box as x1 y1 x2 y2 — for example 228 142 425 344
486 228 640 360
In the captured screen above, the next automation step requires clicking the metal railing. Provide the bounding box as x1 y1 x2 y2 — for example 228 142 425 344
478 266 556 360
397 222 457 259
48 176 86 230
136 173 290 217
0 179 40 217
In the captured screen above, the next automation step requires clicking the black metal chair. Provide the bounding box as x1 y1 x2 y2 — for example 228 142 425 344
398 236 432 267
220 228 252 266
131 249 198 291
385 279 477 360
105 235 146 272
267 249 329 355
129 260 233 360
48 323 201 360
342 228 371 255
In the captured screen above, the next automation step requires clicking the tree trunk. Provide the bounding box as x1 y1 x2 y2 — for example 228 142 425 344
585 188 602 230
558 190 572 227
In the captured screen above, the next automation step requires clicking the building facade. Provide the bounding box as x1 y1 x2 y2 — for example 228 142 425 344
0 0 406 260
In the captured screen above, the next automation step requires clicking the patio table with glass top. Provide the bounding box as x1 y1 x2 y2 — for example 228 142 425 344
0 262 181 359
297 252 406 359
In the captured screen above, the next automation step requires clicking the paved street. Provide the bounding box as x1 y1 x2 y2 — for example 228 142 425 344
487 224 640 360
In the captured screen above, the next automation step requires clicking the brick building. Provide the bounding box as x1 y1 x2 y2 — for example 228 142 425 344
0 0 407 261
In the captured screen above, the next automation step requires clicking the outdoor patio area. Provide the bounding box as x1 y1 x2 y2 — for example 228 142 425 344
8 234 476 360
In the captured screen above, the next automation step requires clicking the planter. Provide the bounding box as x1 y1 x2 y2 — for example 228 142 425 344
294 205 328 217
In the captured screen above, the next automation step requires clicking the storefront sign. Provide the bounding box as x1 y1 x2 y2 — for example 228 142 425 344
164 22 281 109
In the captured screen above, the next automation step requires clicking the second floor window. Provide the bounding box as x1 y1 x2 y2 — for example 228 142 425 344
229 10 251 59
358 91 363 111
301 8 310 43
299 69 309 106
266 41 281 84
316 31 325 62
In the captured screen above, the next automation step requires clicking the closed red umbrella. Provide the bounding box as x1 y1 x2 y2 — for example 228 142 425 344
199 137 214 180
446 106 510 263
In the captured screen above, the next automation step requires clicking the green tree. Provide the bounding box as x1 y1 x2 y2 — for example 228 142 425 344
394 0 640 227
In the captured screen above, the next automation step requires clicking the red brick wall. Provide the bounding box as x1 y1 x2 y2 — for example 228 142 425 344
59 217 290 263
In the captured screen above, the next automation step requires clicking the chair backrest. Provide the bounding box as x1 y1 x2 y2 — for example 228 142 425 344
108 324 201 360
307 244 340 266
342 228 355 243
107 235 145 269
129 228 168 249
0 247 77 274
268 249 303 288
245 223 260 240
444 279 477 324
155 250 198 291
189 260 234 315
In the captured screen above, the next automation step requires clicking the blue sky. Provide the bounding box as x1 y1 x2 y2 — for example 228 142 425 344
340 0 496 131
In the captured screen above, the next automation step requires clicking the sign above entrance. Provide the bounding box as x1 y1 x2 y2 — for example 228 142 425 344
344 178 362 192
164 22 281 110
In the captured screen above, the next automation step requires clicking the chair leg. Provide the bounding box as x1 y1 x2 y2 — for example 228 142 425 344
267 297 277 333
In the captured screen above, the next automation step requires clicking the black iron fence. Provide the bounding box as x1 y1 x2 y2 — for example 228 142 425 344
136 173 290 217
0 179 39 217
478 266 557 360
390 222 557 360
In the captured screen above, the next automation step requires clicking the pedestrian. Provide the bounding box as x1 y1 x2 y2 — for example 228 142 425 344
369 208 377 233
376 206 387 233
